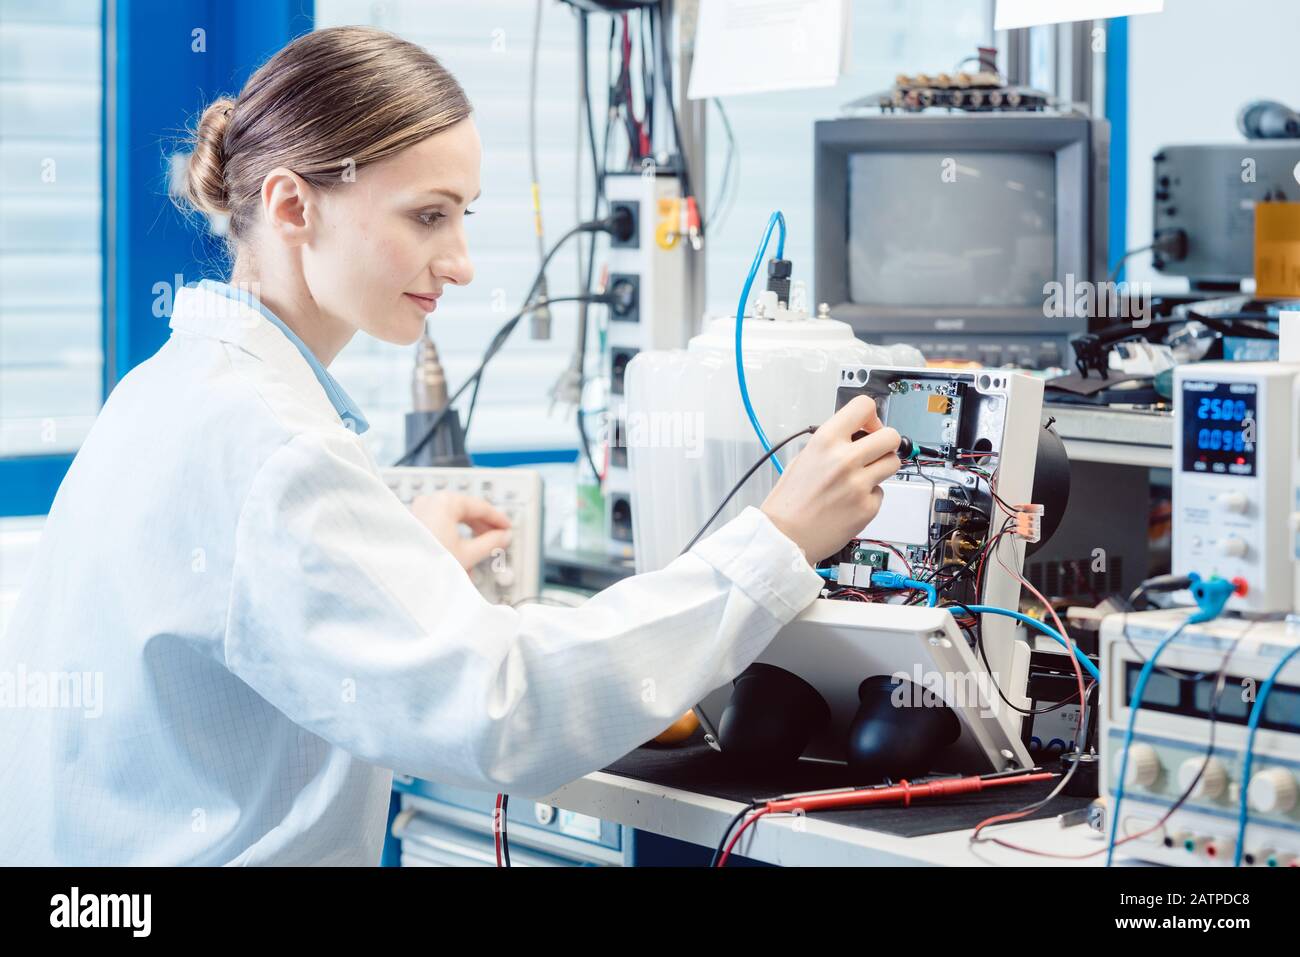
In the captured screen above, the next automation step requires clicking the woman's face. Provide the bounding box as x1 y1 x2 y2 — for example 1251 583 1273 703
301 116 481 347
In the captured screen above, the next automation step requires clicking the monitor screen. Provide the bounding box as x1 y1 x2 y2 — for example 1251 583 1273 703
846 150 1057 309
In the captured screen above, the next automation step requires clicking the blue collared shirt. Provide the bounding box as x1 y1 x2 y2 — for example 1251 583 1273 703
192 278 370 434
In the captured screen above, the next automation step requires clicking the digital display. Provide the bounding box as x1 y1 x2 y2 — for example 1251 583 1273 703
1264 686 1300 727
1124 662 1300 733
1180 380 1257 476
1193 681 1252 720
1124 667 1181 707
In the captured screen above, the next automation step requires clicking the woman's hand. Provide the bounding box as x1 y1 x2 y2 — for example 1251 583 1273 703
760 396 901 565
410 492 513 572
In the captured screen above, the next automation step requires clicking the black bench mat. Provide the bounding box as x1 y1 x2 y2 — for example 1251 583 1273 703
602 732 1091 839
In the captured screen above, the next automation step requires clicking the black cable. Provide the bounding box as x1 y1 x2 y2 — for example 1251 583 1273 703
1120 579 1213 683
501 793 512 867
573 9 605 482
704 98 736 233
462 290 609 442
462 354 487 438
528 0 546 265
710 802 755 867
952 53 1000 76
679 426 816 556
919 525 964 580
1106 241 1156 286
949 600 1089 717
639 6 653 147
398 208 627 464
976 619 1251 854
654 2 696 219
1145 621 1252 846
456 218 589 446
395 292 607 466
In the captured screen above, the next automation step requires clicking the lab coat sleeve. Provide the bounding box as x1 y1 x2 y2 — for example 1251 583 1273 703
224 430 825 797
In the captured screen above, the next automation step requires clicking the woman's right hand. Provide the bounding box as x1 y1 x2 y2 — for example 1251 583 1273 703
759 396 901 565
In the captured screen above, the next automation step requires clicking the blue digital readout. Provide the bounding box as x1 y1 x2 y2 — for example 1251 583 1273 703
1181 381 1257 476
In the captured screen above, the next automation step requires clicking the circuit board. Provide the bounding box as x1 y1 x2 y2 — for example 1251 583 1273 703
825 367 1029 612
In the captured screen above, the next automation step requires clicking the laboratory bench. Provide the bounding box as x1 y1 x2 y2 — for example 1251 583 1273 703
538 738 1112 867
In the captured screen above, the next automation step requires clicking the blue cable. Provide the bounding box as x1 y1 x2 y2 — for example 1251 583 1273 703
869 570 937 607
962 604 1101 683
1105 616 1192 867
1234 642 1300 866
734 211 787 474
815 567 837 580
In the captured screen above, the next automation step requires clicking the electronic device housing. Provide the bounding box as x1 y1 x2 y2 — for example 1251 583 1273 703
692 365 1045 775
382 466 543 607
831 364 1044 687
1172 360 1300 614
1100 610 1300 867
1152 142 1300 286
814 113 1108 369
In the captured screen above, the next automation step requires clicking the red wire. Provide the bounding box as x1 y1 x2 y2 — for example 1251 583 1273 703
974 527 1008 598
494 792 503 867
860 540 914 577
619 14 648 159
716 807 770 866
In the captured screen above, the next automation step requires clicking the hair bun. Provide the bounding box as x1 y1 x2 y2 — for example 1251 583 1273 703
184 96 237 216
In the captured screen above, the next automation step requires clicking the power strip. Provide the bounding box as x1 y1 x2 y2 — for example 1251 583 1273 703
381 467 544 607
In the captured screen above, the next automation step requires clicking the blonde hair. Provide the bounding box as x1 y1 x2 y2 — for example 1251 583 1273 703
177 25 473 242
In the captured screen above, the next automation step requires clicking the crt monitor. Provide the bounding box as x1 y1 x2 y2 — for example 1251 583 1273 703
814 113 1108 369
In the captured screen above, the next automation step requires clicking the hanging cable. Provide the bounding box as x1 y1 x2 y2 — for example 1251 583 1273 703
734 211 788 473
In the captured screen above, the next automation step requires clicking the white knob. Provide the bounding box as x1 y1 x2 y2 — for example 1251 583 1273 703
1248 768 1297 814
1219 536 1248 558
494 565 515 588
1217 492 1248 514
1178 757 1228 800
1116 743 1162 789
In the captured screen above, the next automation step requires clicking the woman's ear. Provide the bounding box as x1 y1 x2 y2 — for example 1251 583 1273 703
260 166 313 246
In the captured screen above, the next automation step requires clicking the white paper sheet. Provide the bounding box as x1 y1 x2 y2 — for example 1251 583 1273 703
687 0 850 100
994 0 1164 30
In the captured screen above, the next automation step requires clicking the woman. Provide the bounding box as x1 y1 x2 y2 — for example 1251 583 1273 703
0 26 899 865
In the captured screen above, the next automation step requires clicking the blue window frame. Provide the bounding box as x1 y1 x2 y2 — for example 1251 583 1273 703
1 0 315 517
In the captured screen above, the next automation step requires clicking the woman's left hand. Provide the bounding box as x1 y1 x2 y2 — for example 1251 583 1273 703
410 492 513 572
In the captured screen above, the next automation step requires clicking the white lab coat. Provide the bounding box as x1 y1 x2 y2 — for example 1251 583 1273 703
0 281 825 865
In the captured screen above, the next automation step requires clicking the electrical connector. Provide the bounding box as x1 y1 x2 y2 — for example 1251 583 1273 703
1187 572 1246 623
685 196 702 250
529 274 552 340
1011 504 1044 543
765 258 792 306
869 570 938 607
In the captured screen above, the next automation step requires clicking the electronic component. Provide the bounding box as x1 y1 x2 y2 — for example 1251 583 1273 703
831 365 1045 683
404 332 470 467
1172 361 1300 614
850 70 1052 114
601 170 693 560
686 365 1052 773
1153 143 1300 285
1022 645 1099 760
382 466 543 607
814 113 1108 370
1100 610 1300 866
